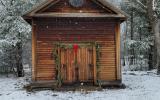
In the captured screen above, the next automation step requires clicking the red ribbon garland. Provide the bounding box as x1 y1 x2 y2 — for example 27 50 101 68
73 44 78 54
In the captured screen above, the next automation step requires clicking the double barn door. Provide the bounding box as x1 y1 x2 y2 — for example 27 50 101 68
59 44 96 84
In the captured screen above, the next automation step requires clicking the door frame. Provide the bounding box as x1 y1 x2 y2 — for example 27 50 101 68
54 42 97 85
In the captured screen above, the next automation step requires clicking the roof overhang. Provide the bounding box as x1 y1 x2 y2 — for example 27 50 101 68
22 0 128 24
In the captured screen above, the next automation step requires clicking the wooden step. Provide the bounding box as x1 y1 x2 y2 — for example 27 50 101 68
24 80 57 91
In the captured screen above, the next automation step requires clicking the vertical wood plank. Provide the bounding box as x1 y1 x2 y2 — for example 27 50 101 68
32 20 37 81
73 49 75 82
66 49 69 82
61 49 66 81
64 49 67 82
68 49 70 82
84 47 86 81
82 47 84 81
58 47 61 83
115 22 121 80
93 46 97 84
71 49 74 82
84 48 86 80
86 47 89 80
78 47 81 81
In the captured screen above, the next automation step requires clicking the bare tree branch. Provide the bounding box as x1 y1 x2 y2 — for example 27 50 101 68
0 0 5 7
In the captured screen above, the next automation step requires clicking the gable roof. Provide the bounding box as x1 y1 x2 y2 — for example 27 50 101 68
23 0 128 21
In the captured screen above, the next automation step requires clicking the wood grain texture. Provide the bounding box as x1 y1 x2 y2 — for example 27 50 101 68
93 46 97 84
32 21 37 81
115 22 121 80
39 0 115 14
59 44 94 83
33 18 117 82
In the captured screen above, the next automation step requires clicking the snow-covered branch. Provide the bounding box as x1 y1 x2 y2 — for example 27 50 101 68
0 0 5 7
135 0 147 9
153 0 155 10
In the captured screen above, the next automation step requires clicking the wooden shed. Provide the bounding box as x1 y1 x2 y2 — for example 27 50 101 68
23 0 127 87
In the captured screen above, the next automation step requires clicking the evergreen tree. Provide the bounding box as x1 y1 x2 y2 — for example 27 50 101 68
0 0 43 76
121 0 153 71
121 0 160 73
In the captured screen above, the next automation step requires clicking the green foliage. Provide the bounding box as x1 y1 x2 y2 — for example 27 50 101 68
0 0 44 74
125 36 153 51
121 0 154 70
0 0 44 45
53 43 63 87
95 42 101 87
52 42 102 87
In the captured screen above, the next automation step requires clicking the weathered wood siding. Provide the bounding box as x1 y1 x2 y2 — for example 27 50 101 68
60 45 94 83
39 0 115 14
34 18 117 81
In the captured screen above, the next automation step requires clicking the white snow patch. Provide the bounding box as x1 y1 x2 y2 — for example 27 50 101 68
0 70 160 100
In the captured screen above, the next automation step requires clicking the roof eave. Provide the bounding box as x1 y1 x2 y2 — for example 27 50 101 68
27 13 126 18
22 0 128 23
95 0 129 19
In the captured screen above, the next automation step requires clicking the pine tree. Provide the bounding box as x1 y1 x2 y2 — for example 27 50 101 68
121 0 160 73
0 0 43 76
121 0 154 70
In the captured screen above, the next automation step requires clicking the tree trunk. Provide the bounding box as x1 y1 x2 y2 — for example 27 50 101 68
154 20 160 74
130 8 134 65
148 45 154 70
16 42 24 77
146 0 160 74
123 22 128 66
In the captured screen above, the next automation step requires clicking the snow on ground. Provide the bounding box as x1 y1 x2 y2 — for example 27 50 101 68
0 70 160 100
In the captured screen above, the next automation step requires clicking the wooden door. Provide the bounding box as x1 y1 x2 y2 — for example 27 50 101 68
60 44 95 84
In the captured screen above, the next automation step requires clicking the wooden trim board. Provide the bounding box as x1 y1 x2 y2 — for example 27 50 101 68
32 20 37 81
115 22 121 80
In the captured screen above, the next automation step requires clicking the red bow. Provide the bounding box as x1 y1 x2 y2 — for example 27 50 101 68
73 44 78 54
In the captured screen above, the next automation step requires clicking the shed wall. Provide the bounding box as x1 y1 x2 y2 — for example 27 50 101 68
33 18 117 81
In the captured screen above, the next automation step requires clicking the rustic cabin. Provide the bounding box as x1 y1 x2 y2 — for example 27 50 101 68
23 0 127 87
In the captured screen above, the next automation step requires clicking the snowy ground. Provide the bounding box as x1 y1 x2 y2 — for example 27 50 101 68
0 70 160 100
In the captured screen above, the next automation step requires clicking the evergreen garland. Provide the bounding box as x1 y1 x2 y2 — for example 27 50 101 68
95 42 102 87
53 42 101 87
52 43 63 87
